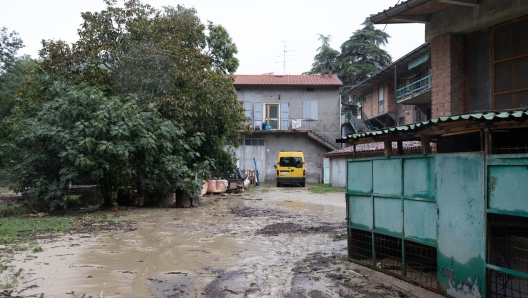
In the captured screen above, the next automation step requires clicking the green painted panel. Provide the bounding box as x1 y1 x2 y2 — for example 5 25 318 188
488 164 528 214
349 195 373 230
373 159 402 195
347 160 372 194
404 200 436 243
374 197 402 234
404 158 434 198
436 153 486 297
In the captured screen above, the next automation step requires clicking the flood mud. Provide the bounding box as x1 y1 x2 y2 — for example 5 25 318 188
1 186 443 298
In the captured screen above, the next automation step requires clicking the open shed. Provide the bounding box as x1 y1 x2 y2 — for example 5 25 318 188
341 109 528 297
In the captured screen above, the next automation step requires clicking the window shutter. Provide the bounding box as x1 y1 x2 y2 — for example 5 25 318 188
243 101 252 119
254 102 263 127
280 102 289 130
310 101 318 120
303 101 310 120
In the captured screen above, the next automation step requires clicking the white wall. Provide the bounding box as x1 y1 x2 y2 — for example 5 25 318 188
330 156 347 188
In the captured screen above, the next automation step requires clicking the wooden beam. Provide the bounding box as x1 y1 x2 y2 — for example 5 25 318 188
439 0 479 6
390 15 431 23
384 140 392 157
397 140 404 155
421 135 431 155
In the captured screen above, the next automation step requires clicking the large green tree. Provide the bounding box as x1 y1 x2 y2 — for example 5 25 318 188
306 18 392 121
0 27 23 74
0 27 32 119
305 34 340 75
337 18 392 88
0 56 35 118
5 78 205 209
4 0 245 208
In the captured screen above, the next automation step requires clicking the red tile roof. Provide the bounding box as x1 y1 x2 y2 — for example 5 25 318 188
234 74 343 86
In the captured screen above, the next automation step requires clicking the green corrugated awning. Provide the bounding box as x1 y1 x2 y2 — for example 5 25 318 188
341 109 528 141
408 52 429 70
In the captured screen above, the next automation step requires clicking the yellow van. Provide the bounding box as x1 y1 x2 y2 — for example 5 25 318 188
275 151 305 187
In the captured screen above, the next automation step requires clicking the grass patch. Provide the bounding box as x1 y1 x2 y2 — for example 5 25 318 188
0 202 32 218
0 212 125 244
308 184 344 194
244 182 273 194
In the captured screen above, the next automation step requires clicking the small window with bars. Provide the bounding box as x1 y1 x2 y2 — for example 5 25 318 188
243 139 265 146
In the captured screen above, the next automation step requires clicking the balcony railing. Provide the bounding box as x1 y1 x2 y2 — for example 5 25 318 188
244 117 340 147
396 74 432 102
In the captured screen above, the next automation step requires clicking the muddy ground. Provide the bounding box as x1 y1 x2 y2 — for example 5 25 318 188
0 185 443 298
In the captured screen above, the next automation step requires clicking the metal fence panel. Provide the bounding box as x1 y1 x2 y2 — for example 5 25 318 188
436 153 486 297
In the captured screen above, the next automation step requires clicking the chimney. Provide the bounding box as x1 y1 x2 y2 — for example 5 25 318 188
328 66 333 77
321 65 325 76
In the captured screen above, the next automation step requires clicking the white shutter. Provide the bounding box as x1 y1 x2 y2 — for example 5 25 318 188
303 101 310 120
254 102 263 129
303 101 318 120
310 101 318 120
280 102 289 130
243 101 252 119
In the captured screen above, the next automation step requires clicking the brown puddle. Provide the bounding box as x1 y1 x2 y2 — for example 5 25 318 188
5 193 346 297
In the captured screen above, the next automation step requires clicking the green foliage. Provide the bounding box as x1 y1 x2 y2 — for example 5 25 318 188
0 56 35 119
5 78 205 208
0 202 31 218
0 27 24 74
3 1 247 208
306 19 391 90
32 245 43 253
206 22 239 74
305 34 340 75
337 18 391 88
212 148 236 179
306 19 392 120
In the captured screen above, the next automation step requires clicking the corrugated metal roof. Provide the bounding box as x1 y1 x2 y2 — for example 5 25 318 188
370 0 452 24
342 109 528 140
234 74 343 86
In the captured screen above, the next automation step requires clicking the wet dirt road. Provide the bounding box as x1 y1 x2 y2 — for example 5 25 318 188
3 185 443 298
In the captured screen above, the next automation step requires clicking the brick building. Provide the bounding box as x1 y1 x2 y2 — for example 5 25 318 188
344 43 431 133
370 0 528 118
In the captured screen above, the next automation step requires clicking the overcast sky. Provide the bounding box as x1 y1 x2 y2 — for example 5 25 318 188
1 0 425 75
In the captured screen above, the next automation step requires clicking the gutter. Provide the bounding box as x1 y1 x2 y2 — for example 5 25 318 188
370 0 431 24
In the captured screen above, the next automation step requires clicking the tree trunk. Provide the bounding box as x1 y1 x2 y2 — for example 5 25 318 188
175 189 184 208
136 173 143 197
100 176 114 208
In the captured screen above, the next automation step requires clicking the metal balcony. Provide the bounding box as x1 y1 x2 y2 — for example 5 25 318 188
396 74 432 104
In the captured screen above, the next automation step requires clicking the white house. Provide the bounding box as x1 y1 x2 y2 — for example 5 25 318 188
230 74 343 184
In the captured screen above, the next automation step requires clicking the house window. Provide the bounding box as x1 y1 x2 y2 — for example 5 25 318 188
307 88 315 92
378 85 384 114
236 88 241 91
493 17 528 109
303 101 318 120
364 93 372 102
243 138 264 146
265 104 279 129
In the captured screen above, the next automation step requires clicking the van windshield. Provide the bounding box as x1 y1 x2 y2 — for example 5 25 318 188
279 157 303 168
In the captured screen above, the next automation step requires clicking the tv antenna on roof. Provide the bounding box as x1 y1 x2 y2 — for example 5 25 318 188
276 40 295 75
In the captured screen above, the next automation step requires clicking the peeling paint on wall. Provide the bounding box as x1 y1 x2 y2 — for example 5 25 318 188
446 276 482 298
